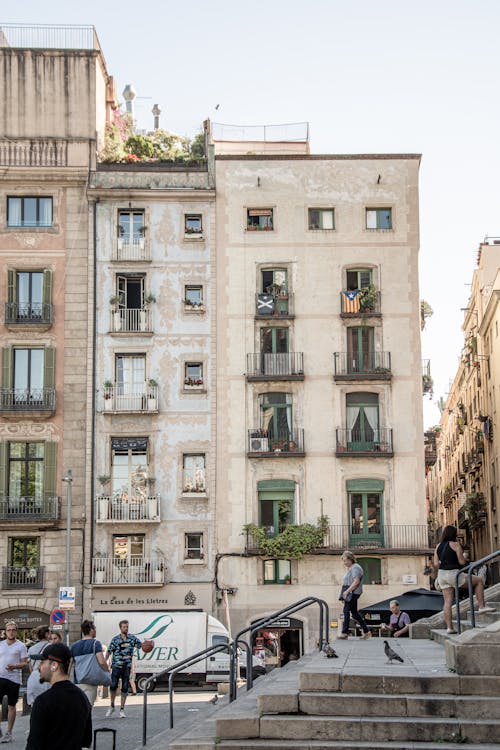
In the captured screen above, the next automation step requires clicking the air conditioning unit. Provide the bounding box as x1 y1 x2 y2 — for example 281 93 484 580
250 437 269 452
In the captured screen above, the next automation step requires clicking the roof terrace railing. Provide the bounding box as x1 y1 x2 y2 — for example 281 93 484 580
212 121 309 143
0 24 99 50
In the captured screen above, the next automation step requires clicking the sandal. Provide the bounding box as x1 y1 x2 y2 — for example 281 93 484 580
446 628 457 634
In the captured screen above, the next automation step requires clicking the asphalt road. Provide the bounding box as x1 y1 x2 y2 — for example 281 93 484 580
1 690 217 749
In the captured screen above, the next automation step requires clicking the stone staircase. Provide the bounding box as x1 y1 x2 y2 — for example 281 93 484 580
167 587 500 750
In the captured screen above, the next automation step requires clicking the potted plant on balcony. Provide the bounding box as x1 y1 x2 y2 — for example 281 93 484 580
110 296 121 331
103 380 113 410
359 285 378 313
147 378 158 410
97 476 111 519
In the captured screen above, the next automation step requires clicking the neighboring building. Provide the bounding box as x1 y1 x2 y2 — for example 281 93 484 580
427 238 500 575
212 125 429 650
0 24 114 636
88 152 217 615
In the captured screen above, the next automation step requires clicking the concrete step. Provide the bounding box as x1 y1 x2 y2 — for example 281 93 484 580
258 715 499 744
297 691 500 719
217 742 500 750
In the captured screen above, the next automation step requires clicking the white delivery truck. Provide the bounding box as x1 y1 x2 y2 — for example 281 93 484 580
93 610 230 691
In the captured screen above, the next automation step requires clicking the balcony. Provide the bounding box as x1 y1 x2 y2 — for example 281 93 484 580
465 492 487 529
255 293 295 319
2 566 45 590
110 308 153 334
95 494 160 522
340 290 381 317
247 429 305 457
245 524 431 554
336 428 393 456
102 386 158 413
0 388 55 415
246 353 304 381
5 302 53 329
91 557 166 585
112 237 150 262
333 352 391 381
0 496 59 523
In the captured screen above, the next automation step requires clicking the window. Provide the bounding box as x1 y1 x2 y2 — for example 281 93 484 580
346 269 372 291
261 327 288 355
366 208 392 230
184 362 203 387
346 392 379 448
115 355 146 408
184 286 203 308
184 533 204 560
257 268 289 316
260 393 292 448
182 454 206 493
346 327 374 373
113 276 149 332
118 210 145 241
7 197 52 228
10 536 39 568
247 208 273 231
264 559 291 584
184 214 202 235
6 270 52 324
113 534 145 560
111 437 149 505
347 479 384 545
258 481 294 536
356 557 382 585
308 208 335 230
1 347 55 410
1 441 56 504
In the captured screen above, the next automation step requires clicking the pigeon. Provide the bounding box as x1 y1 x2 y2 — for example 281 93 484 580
323 643 339 658
384 640 404 664
209 694 219 704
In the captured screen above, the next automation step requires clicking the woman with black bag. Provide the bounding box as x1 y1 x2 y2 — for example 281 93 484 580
337 550 371 640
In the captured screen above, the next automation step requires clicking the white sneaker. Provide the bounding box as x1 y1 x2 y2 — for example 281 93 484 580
478 606 495 614
105 707 115 718
0 732 12 744
119 709 126 718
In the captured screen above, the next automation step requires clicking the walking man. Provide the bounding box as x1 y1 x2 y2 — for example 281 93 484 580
26 626 51 707
71 619 109 706
106 619 141 718
0 621 28 743
26 642 92 750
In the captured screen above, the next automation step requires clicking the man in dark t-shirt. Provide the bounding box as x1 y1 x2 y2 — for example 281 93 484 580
26 643 92 750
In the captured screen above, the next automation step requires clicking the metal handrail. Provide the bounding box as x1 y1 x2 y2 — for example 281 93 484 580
141 642 233 744
455 548 500 633
229 596 329 701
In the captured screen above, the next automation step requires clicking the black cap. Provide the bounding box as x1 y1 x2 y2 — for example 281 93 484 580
31 643 71 664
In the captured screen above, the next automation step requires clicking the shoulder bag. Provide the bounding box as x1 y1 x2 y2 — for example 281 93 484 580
73 639 111 687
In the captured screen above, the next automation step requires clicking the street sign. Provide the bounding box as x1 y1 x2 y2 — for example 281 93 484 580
50 608 66 625
51 624 63 631
58 587 75 610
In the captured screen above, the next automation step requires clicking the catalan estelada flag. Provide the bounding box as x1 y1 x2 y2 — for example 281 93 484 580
342 290 360 313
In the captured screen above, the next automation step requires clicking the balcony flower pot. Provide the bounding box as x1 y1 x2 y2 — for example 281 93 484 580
98 497 109 520
95 569 105 584
140 310 148 331
154 567 164 583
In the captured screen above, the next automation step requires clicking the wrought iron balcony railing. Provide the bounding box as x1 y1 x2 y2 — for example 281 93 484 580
110 308 152 333
333 352 391 379
0 496 59 521
0 388 55 412
247 428 305 455
336 427 393 455
5 302 53 326
246 353 304 380
92 557 166 585
2 566 45 590
102 386 158 413
95 494 160 522
112 237 149 262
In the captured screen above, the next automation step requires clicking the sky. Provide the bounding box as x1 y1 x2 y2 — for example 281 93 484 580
4 0 500 428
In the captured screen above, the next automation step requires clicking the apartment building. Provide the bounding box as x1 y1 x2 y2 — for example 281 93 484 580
88 157 216 615
427 239 500 573
0 24 113 637
213 125 429 650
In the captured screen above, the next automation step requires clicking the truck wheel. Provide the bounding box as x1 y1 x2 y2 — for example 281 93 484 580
136 674 155 693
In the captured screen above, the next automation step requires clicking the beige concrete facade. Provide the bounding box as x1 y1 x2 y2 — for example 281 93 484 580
0 28 113 638
427 239 500 568
214 152 428 648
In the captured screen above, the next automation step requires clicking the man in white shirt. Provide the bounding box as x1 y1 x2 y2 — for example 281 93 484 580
0 621 28 743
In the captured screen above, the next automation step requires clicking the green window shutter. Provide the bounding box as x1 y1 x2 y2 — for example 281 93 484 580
7 270 16 304
2 347 13 388
0 443 7 498
42 270 52 306
346 478 384 492
43 347 55 389
257 479 295 492
43 442 57 497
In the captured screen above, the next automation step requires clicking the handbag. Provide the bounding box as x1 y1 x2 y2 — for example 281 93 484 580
73 639 111 687
339 584 353 603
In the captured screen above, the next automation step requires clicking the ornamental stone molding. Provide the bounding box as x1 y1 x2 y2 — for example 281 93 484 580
0 422 59 438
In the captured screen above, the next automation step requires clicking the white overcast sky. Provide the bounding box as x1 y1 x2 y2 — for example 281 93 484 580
4 0 500 427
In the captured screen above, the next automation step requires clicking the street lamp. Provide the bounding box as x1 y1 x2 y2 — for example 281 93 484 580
61 469 73 645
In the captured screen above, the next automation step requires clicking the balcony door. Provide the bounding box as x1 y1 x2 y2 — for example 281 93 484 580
14 348 44 404
346 268 372 291
260 327 288 375
346 392 379 450
113 534 145 582
116 276 145 332
17 272 43 320
111 438 149 516
347 327 374 373
258 484 294 537
260 393 292 449
116 355 145 409
349 491 382 545
261 268 288 314
118 210 145 242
